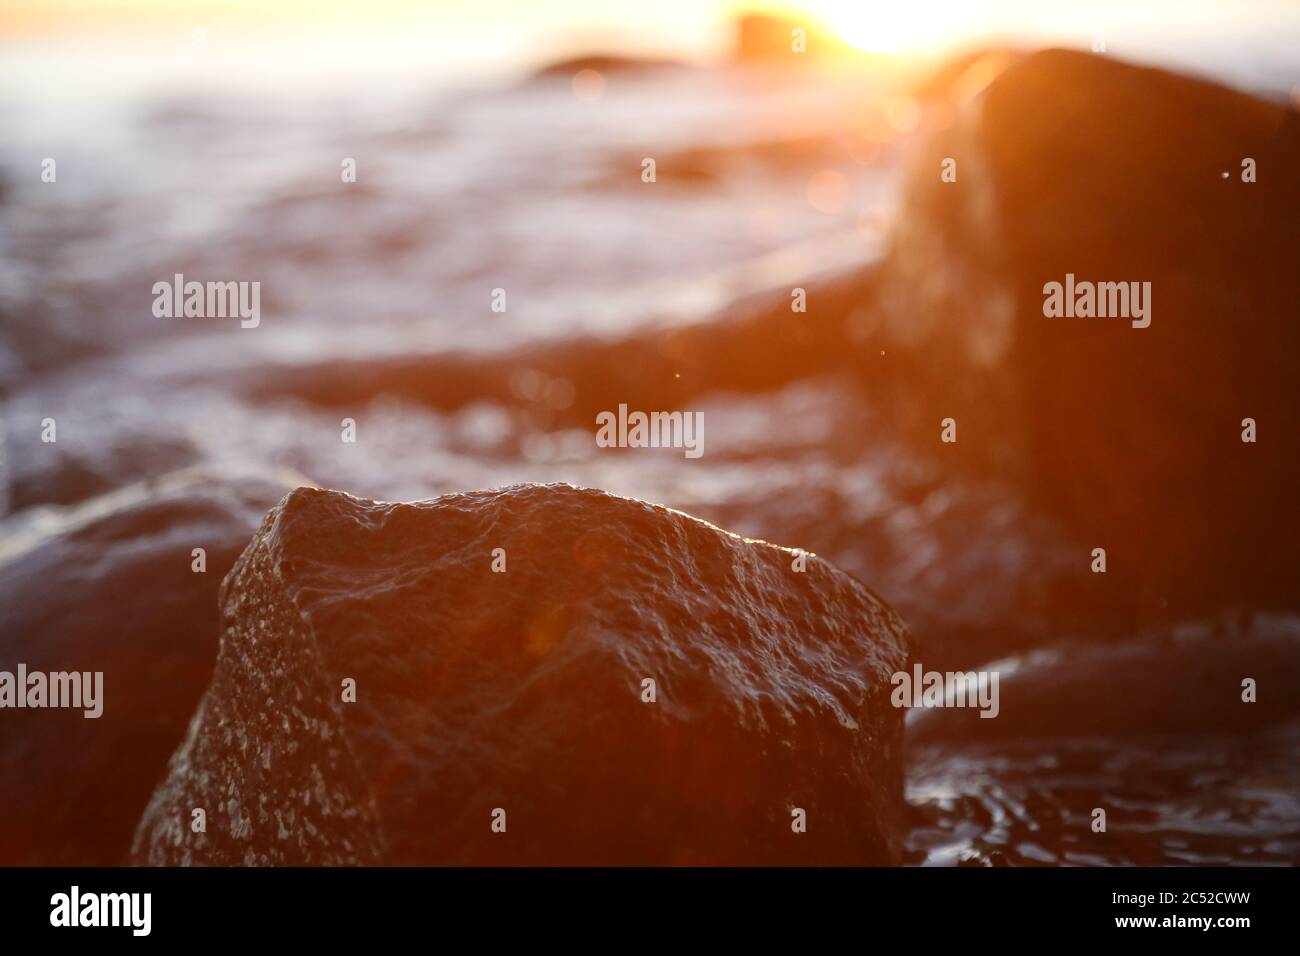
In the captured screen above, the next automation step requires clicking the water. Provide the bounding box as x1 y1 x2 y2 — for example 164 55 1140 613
908 723 1300 866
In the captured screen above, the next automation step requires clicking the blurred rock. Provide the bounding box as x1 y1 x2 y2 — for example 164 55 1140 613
528 53 686 82
4 428 197 516
875 49 1300 619
908 614 1300 745
909 47 1023 107
734 13 846 64
0 465 307 865
904 614 1300 866
133 483 912 865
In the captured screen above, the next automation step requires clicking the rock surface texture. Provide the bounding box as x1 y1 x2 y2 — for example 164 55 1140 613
132 483 913 865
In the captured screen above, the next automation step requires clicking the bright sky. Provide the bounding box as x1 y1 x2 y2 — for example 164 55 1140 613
5 0 1294 44
2 0 1297 88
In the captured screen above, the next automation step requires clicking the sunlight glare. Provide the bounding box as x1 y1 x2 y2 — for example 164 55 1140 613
803 0 963 54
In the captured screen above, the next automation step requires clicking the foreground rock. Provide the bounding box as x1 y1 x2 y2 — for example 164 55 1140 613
0 465 306 865
873 49 1300 618
133 483 912 865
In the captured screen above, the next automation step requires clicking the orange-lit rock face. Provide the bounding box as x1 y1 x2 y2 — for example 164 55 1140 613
881 49 1300 619
132 484 913 865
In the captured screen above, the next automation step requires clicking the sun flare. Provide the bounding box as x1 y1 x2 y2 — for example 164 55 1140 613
820 6 921 53
800 0 959 54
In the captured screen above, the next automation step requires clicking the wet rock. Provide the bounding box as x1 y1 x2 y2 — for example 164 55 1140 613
875 49 1300 617
904 617 1300 866
132 483 912 865
907 614 1300 745
4 428 197 516
0 465 307 865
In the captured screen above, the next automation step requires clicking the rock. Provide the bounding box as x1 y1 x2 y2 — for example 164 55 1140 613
528 54 686 82
904 617 1300 866
907 614 1300 745
0 464 306 865
4 428 196 516
874 49 1300 617
132 483 912 865
909 48 1024 107
733 13 846 63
